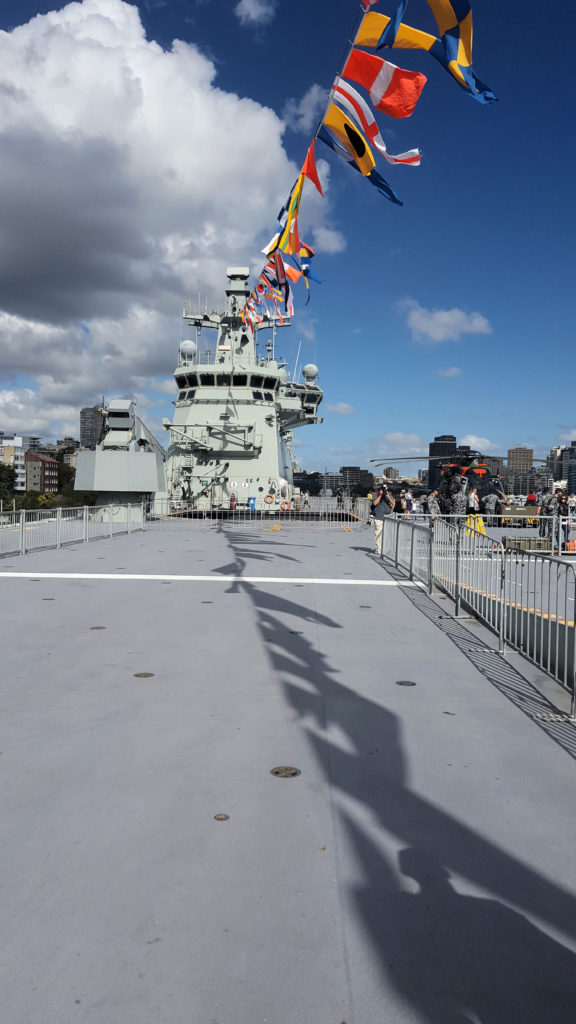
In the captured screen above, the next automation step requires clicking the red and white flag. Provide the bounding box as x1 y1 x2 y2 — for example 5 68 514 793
342 48 426 119
332 78 420 165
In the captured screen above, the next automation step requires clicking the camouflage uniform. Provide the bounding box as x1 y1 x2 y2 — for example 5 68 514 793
538 492 556 537
428 493 441 518
482 492 499 526
451 487 468 518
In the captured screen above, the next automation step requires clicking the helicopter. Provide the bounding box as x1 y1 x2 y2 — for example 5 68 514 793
369 448 549 500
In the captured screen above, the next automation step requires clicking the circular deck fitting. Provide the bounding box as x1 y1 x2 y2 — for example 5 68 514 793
271 766 301 778
214 814 229 821
395 680 417 687
201 601 213 604
42 598 55 601
134 672 155 678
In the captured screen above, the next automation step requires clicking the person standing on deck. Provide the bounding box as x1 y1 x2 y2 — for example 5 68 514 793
482 490 500 527
538 488 556 539
427 490 441 522
372 484 394 554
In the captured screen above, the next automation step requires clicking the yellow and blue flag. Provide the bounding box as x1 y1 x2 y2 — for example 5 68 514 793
356 0 496 104
317 124 402 206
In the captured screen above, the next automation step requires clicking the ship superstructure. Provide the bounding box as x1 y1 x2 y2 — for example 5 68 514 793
163 267 323 510
75 267 323 510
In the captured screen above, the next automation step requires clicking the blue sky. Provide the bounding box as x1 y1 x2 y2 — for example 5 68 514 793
0 0 574 472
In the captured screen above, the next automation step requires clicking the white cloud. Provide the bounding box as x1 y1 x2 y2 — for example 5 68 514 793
235 0 277 26
283 84 327 135
397 299 492 344
458 435 501 453
0 388 80 438
293 315 317 342
0 0 341 439
558 430 576 442
312 226 346 254
369 432 429 459
437 367 463 378
326 403 354 415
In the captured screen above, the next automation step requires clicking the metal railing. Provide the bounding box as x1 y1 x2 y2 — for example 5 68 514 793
380 515 576 712
0 504 144 557
145 496 372 530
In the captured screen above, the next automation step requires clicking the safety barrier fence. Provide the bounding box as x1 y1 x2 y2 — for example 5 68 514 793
380 515 576 713
145 496 372 530
0 504 144 557
386 513 572 554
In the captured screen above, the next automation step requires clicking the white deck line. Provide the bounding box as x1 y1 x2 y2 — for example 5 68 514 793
0 571 423 586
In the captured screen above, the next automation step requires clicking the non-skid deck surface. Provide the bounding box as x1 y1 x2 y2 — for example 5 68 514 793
2 525 576 1023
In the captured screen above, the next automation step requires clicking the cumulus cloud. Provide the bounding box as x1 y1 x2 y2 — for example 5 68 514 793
0 0 340 438
312 226 346 254
458 435 502 453
235 0 277 27
397 299 492 344
369 432 429 458
326 402 354 415
437 367 463 377
283 84 327 135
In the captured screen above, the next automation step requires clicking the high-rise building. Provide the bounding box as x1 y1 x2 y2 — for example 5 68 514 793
507 446 533 474
80 406 105 449
428 434 456 490
383 466 399 481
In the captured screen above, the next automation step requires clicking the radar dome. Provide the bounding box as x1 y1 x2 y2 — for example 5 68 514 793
179 339 197 359
302 363 318 382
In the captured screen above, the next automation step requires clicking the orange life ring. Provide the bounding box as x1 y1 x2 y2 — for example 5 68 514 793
280 501 290 511
264 494 274 504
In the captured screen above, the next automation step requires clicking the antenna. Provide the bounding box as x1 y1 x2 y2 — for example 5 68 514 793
293 340 302 383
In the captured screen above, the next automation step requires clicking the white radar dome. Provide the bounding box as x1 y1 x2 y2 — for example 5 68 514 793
179 339 197 359
302 363 318 382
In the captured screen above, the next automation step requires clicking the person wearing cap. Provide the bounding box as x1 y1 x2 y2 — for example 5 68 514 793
372 484 394 554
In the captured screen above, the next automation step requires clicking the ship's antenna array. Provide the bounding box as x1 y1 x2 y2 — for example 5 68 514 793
293 339 302 383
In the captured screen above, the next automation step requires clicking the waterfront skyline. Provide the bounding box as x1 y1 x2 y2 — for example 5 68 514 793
0 0 573 469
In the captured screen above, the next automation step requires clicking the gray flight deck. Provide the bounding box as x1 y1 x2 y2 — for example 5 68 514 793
2 524 576 1023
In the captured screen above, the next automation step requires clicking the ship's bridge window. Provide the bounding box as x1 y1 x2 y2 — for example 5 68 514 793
233 374 248 386
263 377 277 390
186 389 196 399
175 375 186 388
216 373 231 386
178 391 187 400
199 373 214 386
264 392 273 402
251 374 264 387
187 373 198 387
110 411 130 418
252 390 263 400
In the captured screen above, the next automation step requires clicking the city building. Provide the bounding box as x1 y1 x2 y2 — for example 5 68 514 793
323 472 343 492
507 446 534 474
339 466 374 493
25 452 59 493
80 406 105 449
383 467 400 481
547 443 576 483
428 434 456 490
0 437 26 492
